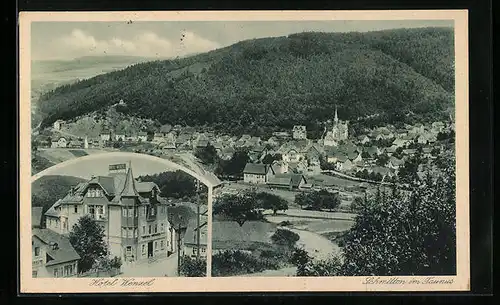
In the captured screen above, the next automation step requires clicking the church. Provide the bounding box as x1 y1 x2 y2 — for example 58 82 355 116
323 107 349 147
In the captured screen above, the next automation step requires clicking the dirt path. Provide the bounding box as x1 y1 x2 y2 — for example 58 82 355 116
289 228 341 261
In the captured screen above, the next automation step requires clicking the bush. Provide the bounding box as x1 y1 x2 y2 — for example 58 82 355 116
271 229 300 247
180 256 207 277
212 250 281 276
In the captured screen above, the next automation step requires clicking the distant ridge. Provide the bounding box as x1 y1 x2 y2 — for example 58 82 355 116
37 28 455 136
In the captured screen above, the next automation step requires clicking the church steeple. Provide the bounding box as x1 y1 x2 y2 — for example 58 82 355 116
334 106 339 123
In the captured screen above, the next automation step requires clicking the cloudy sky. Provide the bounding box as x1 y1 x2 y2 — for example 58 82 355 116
31 20 453 61
39 154 178 179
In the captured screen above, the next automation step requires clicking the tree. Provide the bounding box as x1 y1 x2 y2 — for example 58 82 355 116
271 228 300 247
139 170 196 199
194 144 219 165
69 215 108 273
376 153 390 166
340 154 456 276
179 256 207 277
262 153 282 165
295 189 341 211
213 191 263 226
255 192 288 215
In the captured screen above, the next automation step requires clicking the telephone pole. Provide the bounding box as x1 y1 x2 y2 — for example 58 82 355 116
177 216 182 276
196 180 201 259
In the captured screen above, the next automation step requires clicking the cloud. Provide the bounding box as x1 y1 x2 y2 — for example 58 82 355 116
54 29 221 59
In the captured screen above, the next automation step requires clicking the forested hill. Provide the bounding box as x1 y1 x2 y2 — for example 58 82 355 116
38 27 454 135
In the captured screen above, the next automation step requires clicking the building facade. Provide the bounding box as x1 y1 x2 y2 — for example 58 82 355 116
32 228 80 278
44 163 175 263
243 163 275 184
292 125 307 140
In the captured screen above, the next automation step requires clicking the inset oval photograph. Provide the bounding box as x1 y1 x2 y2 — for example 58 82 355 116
31 152 210 278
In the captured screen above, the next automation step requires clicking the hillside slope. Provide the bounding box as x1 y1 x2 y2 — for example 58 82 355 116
38 28 454 135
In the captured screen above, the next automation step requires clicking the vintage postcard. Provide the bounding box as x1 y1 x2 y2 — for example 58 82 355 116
19 10 469 293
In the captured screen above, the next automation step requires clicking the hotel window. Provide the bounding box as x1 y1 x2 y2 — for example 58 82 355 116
154 224 157 233
201 247 206 253
160 240 164 249
54 269 59 278
126 246 132 254
74 205 78 213
160 223 164 232
128 207 134 217
148 225 152 234
142 226 146 235
34 247 40 257
134 228 138 238
88 205 95 215
141 244 146 255
121 228 126 238
97 205 105 215
154 241 158 250
151 207 156 216
122 207 127 217
127 228 133 238
134 208 138 217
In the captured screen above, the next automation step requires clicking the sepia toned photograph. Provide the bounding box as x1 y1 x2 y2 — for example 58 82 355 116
19 10 469 293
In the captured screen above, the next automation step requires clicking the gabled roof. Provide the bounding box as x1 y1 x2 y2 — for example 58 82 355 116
136 181 158 193
243 163 271 175
267 173 306 188
32 228 80 266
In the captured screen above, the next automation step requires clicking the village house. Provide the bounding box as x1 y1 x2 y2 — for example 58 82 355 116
336 158 354 172
53 120 65 131
385 145 398 156
369 166 396 179
175 134 192 149
292 125 307 140
266 136 280 148
387 156 404 171
357 135 370 144
153 132 166 143
126 134 138 142
32 228 80 278
267 173 309 190
44 163 177 263
194 133 210 149
402 148 417 157
218 147 235 161
249 145 268 162
51 137 67 148
137 132 148 142
278 140 309 163
271 160 288 174
287 159 308 174
115 133 126 141
272 131 291 140
243 163 275 184
100 131 111 142
68 139 83 148
160 124 173 134
431 121 445 134
182 219 208 259
417 133 437 144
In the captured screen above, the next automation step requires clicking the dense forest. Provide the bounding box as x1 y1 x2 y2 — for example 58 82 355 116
37 28 454 136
